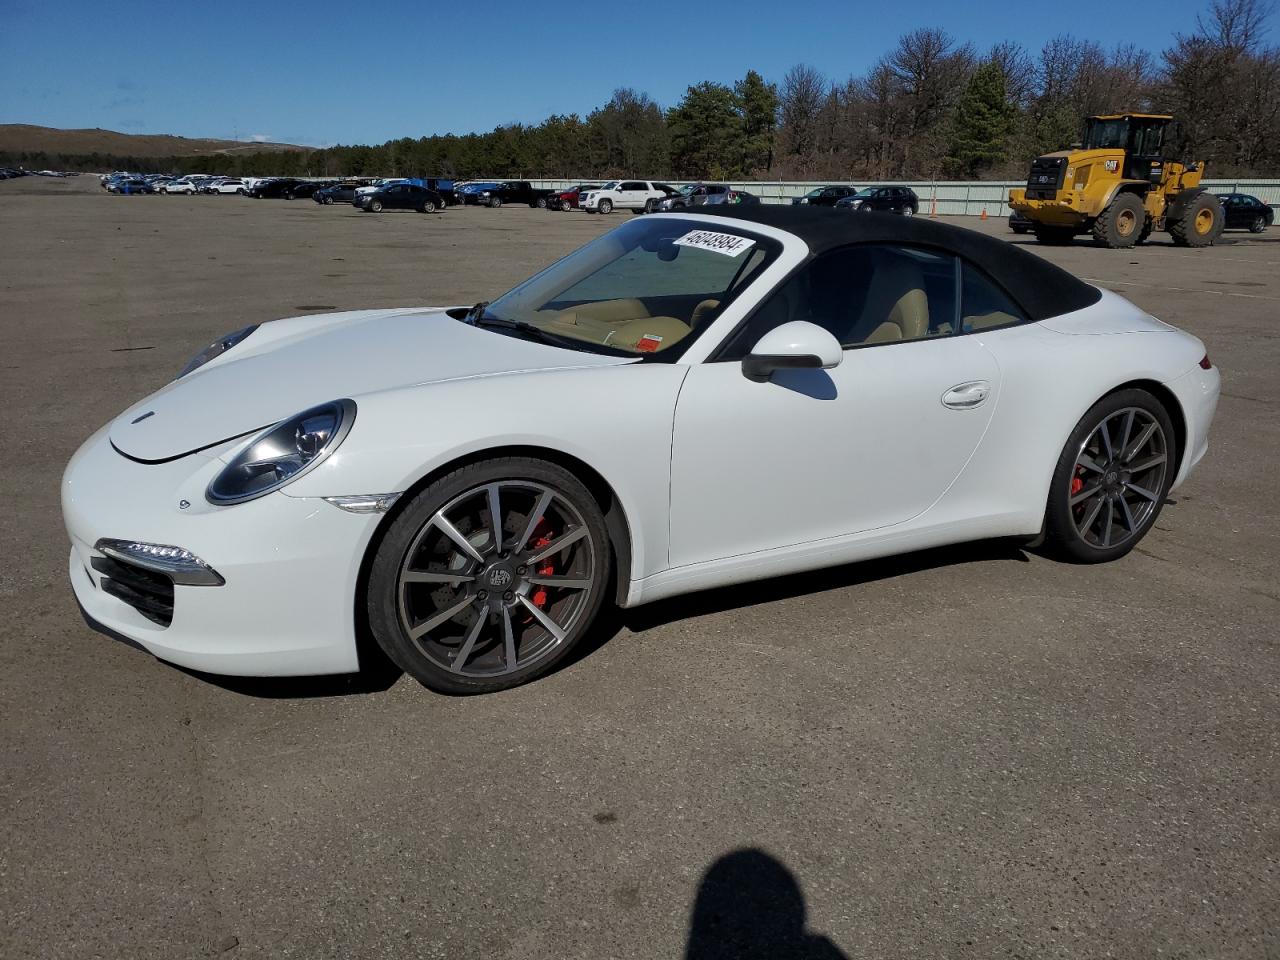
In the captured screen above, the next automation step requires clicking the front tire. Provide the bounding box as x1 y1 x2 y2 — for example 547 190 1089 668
367 458 612 694
1250 214 1266 233
1042 389 1175 563
598 198 613 214
1092 193 1146 248
370 199 383 212
489 197 502 208
1169 192 1223 247
421 200 436 213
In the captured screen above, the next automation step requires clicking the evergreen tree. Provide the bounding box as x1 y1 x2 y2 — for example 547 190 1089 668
667 82 746 178
734 70 779 174
947 60 1018 177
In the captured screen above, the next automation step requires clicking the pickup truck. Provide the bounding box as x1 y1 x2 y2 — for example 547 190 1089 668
477 181 555 208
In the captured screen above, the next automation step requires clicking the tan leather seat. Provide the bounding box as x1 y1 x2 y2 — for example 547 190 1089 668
847 253 929 344
962 310 1018 332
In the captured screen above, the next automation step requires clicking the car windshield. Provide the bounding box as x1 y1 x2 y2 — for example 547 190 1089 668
853 187 877 198
481 218 778 358
677 184 698 196
805 187 826 197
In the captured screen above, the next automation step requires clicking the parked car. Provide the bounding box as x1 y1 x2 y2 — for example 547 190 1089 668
654 184 759 211
313 182 367 205
109 177 154 195
792 185 858 207
547 184 601 211
1214 193 1274 233
286 180 332 200
161 177 201 195
355 182 444 213
476 181 555 208
64 205 1219 695
248 178 301 199
1009 209 1033 234
836 186 919 215
458 182 500 205
204 178 248 195
581 180 679 214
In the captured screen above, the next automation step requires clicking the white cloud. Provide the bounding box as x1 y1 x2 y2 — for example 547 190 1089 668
247 133 272 143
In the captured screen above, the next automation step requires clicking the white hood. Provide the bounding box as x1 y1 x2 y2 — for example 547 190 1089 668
109 308 630 462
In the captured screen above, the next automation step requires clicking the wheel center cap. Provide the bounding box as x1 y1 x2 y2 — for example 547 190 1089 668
1104 470 1119 486
482 561 518 591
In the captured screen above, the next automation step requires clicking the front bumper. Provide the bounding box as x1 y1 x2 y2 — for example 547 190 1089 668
63 425 382 676
1007 188 1091 227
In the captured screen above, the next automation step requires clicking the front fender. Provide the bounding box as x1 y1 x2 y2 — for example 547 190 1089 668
283 364 689 582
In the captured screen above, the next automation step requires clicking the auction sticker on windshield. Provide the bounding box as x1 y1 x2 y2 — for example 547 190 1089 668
673 230 756 257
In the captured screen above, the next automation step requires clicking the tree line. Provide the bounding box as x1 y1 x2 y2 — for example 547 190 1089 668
6 0 1276 182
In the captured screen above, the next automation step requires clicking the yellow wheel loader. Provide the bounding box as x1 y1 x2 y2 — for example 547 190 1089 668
1008 114 1223 249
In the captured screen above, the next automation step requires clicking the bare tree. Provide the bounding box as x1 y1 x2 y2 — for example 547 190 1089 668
778 64 827 166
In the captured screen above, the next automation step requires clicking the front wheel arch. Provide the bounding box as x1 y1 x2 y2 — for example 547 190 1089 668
353 445 635 664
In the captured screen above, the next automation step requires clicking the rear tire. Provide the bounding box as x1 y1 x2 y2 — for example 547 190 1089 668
535 197 547 208
1033 224 1076 246
1042 389 1176 564
1092 193 1146 249
1169 192 1222 247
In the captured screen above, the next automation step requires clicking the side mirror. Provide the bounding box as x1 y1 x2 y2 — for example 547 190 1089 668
742 321 843 383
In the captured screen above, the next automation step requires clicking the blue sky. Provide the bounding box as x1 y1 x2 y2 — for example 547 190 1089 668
1 0 1270 147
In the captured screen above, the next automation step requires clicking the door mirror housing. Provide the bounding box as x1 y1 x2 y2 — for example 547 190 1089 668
742 321 843 383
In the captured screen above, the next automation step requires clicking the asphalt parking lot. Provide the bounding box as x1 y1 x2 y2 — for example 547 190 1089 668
2 175 1277 960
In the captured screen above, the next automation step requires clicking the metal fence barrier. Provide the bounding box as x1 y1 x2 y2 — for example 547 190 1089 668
517 178 1280 216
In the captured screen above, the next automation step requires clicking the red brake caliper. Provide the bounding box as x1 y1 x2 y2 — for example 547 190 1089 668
527 520 556 610
1070 469 1085 512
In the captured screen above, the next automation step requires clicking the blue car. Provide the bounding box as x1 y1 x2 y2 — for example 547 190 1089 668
110 177 155 195
457 182 499 205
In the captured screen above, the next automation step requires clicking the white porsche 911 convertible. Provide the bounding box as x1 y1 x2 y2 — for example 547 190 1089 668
63 206 1220 693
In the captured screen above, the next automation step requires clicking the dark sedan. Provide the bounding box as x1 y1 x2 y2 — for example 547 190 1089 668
287 180 332 200
248 178 301 199
836 186 919 215
1215 193 1274 233
313 182 366 204
355 183 443 213
791 185 857 207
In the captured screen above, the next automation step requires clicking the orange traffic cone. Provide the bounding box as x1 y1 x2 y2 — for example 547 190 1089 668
980 206 988 220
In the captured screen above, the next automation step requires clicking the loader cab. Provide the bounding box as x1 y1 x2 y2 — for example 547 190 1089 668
1082 114 1172 184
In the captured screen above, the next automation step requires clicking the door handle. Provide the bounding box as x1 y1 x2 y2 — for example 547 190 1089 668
941 380 990 410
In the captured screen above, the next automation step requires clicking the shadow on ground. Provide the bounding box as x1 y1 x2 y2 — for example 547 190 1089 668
684 849 848 960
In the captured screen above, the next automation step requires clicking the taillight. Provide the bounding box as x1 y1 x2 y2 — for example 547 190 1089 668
1199 354 1212 370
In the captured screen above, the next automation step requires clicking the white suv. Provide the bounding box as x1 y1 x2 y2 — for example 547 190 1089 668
205 178 248 195
161 177 200 195
580 180 677 214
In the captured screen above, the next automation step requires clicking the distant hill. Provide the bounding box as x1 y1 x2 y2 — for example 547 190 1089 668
0 124 313 157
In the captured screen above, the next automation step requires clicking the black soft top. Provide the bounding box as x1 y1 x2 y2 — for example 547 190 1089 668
685 204 1102 321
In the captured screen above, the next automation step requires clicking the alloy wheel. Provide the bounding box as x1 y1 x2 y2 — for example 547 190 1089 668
395 481 597 678
1068 407 1168 550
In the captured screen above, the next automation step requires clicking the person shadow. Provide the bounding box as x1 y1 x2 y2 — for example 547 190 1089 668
684 849 849 960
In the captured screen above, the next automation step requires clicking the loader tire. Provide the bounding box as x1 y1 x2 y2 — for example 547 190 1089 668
1169 192 1223 247
1092 193 1146 249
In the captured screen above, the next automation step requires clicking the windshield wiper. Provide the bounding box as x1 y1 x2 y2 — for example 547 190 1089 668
470 312 569 347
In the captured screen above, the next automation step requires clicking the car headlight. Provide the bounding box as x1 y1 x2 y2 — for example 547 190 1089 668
177 324 260 379
207 399 356 505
